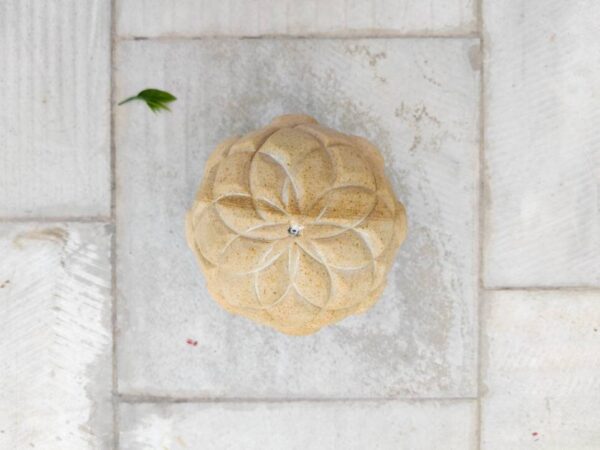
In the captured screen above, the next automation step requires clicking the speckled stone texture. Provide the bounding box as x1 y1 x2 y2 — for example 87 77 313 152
186 114 407 335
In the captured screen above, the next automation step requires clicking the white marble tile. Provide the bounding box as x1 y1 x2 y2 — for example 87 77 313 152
120 400 477 450
483 0 600 287
482 290 600 449
116 0 476 37
0 0 111 218
115 39 480 398
0 223 113 449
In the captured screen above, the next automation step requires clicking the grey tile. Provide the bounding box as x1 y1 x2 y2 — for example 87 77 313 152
483 0 600 287
117 0 477 38
115 39 480 398
120 400 477 450
482 290 600 449
0 0 111 218
0 223 113 449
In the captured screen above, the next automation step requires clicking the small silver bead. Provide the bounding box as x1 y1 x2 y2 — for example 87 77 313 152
288 225 301 237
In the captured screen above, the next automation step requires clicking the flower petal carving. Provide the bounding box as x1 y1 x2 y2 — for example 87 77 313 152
187 115 407 335
292 245 331 308
256 249 290 306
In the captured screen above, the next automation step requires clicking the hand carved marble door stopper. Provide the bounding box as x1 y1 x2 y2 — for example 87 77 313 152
186 114 407 335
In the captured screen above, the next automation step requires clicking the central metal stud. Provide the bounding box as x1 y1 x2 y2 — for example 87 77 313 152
288 224 301 237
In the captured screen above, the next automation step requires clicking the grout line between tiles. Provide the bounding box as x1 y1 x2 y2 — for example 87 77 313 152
476 0 485 449
0 216 112 223
109 0 119 448
118 33 481 42
484 286 600 292
119 394 479 404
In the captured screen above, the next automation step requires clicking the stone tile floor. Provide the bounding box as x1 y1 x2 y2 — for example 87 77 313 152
1 1 598 449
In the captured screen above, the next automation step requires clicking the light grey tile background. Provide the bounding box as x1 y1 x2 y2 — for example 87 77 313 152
117 0 477 38
3 0 599 448
115 38 480 399
0 223 113 449
482 290 600 449
120 400 477 450
483 0 600 287
0 0 111 218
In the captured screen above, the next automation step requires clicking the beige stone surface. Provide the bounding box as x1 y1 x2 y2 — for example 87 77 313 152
186 114 407 335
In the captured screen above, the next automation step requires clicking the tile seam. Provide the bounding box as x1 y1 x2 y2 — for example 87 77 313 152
117 33 481 41
484 286 600 292
476 0 485 448
0 216 112 223
109 0 119 448
119 395 479 404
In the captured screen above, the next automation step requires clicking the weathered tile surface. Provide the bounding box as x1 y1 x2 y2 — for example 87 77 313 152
116 39 480 398
120 400 477 450
482 290 600 449
483 0 600 287
0 223 113 449
0 0 111 218
117 0 476 37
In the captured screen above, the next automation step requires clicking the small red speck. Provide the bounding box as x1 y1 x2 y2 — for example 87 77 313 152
186 339 198 347
532 432 539 437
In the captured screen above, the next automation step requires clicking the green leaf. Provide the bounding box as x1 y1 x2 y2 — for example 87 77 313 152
118 88 177 113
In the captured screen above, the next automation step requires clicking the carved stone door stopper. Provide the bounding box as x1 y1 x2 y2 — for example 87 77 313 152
186 114 407 335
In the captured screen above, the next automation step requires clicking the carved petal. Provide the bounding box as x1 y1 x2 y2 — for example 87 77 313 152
265 289 321 330
327 265 375 310
217 270 262 309
213 150 253 197
219 237 280 273
256 249 290 306
296 123 356 147
193 204 238 265
328 145 376 190
293 245 331 308
293 147 335 212
310 229 374 270
307 186 377 229
259 128 322 172
249 152 288 214
355 194 397 258
214 195 266 236
229 126 278 153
